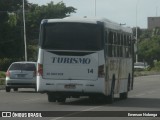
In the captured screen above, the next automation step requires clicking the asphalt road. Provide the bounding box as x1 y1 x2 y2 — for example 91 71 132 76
0 75 160 120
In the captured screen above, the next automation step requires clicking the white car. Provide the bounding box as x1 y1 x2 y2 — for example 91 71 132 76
134 62 149 70
5 62 37 92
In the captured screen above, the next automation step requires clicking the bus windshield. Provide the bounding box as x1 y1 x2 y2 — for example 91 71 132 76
41 22 103 51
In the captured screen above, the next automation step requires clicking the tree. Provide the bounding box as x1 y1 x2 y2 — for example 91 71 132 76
0 0 29 58
25 1 76 45
138 32 160 66
0 1 76 59
25 1 76 61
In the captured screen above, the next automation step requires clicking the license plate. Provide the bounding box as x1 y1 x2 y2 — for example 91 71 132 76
17 74 25 78
64 84 76 89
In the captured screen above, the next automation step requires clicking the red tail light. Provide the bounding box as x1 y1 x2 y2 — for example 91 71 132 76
6 70 10 77
37 63 43 76
98 65 105 77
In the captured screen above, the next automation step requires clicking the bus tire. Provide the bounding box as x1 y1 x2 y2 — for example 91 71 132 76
107 76 115 104
6 87 11 92
120 92 128 100
120 74 130 100
47 93 56 102
107 88 114 104
57 97 66 103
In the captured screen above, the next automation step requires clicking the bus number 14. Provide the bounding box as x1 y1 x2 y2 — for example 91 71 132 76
88 69 93 74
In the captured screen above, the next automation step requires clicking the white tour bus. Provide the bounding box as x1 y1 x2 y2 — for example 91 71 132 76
37 17 134 103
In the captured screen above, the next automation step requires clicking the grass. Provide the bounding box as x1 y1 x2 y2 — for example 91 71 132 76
0 71 5 78
0 71 5 85
134 70 160 77
0 79 5 85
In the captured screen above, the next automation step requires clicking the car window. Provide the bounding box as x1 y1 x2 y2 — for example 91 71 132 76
9 63 36 71
134 63 144 66
134 62 148 67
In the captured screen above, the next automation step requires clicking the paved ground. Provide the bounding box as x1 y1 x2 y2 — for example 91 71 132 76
0 85 5 90
0 75 160 120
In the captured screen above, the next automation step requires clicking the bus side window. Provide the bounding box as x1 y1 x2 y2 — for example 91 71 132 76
124 35 127 46
128 35 132 57
124 35 127 58
120 34 123 57
126 35 130 58
117 33 120 57
123 34 126 58
105 32 108 44
113 32 117 57
108 31 114 57
109 31 113 44
105 31 108 56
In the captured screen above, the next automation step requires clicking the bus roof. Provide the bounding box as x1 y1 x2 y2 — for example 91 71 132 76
41 17 132 34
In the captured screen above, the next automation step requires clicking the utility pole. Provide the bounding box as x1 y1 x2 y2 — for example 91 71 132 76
135 0 139 63
95 0 96 16
23 0 27 61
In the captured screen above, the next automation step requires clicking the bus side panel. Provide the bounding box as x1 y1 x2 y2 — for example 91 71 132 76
106 57 132 95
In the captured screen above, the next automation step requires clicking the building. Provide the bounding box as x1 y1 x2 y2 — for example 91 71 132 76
148 17 160 30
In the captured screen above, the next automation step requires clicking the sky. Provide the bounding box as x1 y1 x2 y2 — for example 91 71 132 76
28 0 160 28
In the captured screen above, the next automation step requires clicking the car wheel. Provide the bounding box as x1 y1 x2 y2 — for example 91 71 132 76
6 87 11 92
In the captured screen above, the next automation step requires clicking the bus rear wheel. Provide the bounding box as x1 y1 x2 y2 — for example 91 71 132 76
57 97 66 103
47 93 56 102
107 88 114 104
6 87 11 92
120 92 128 100
107 75 115 104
